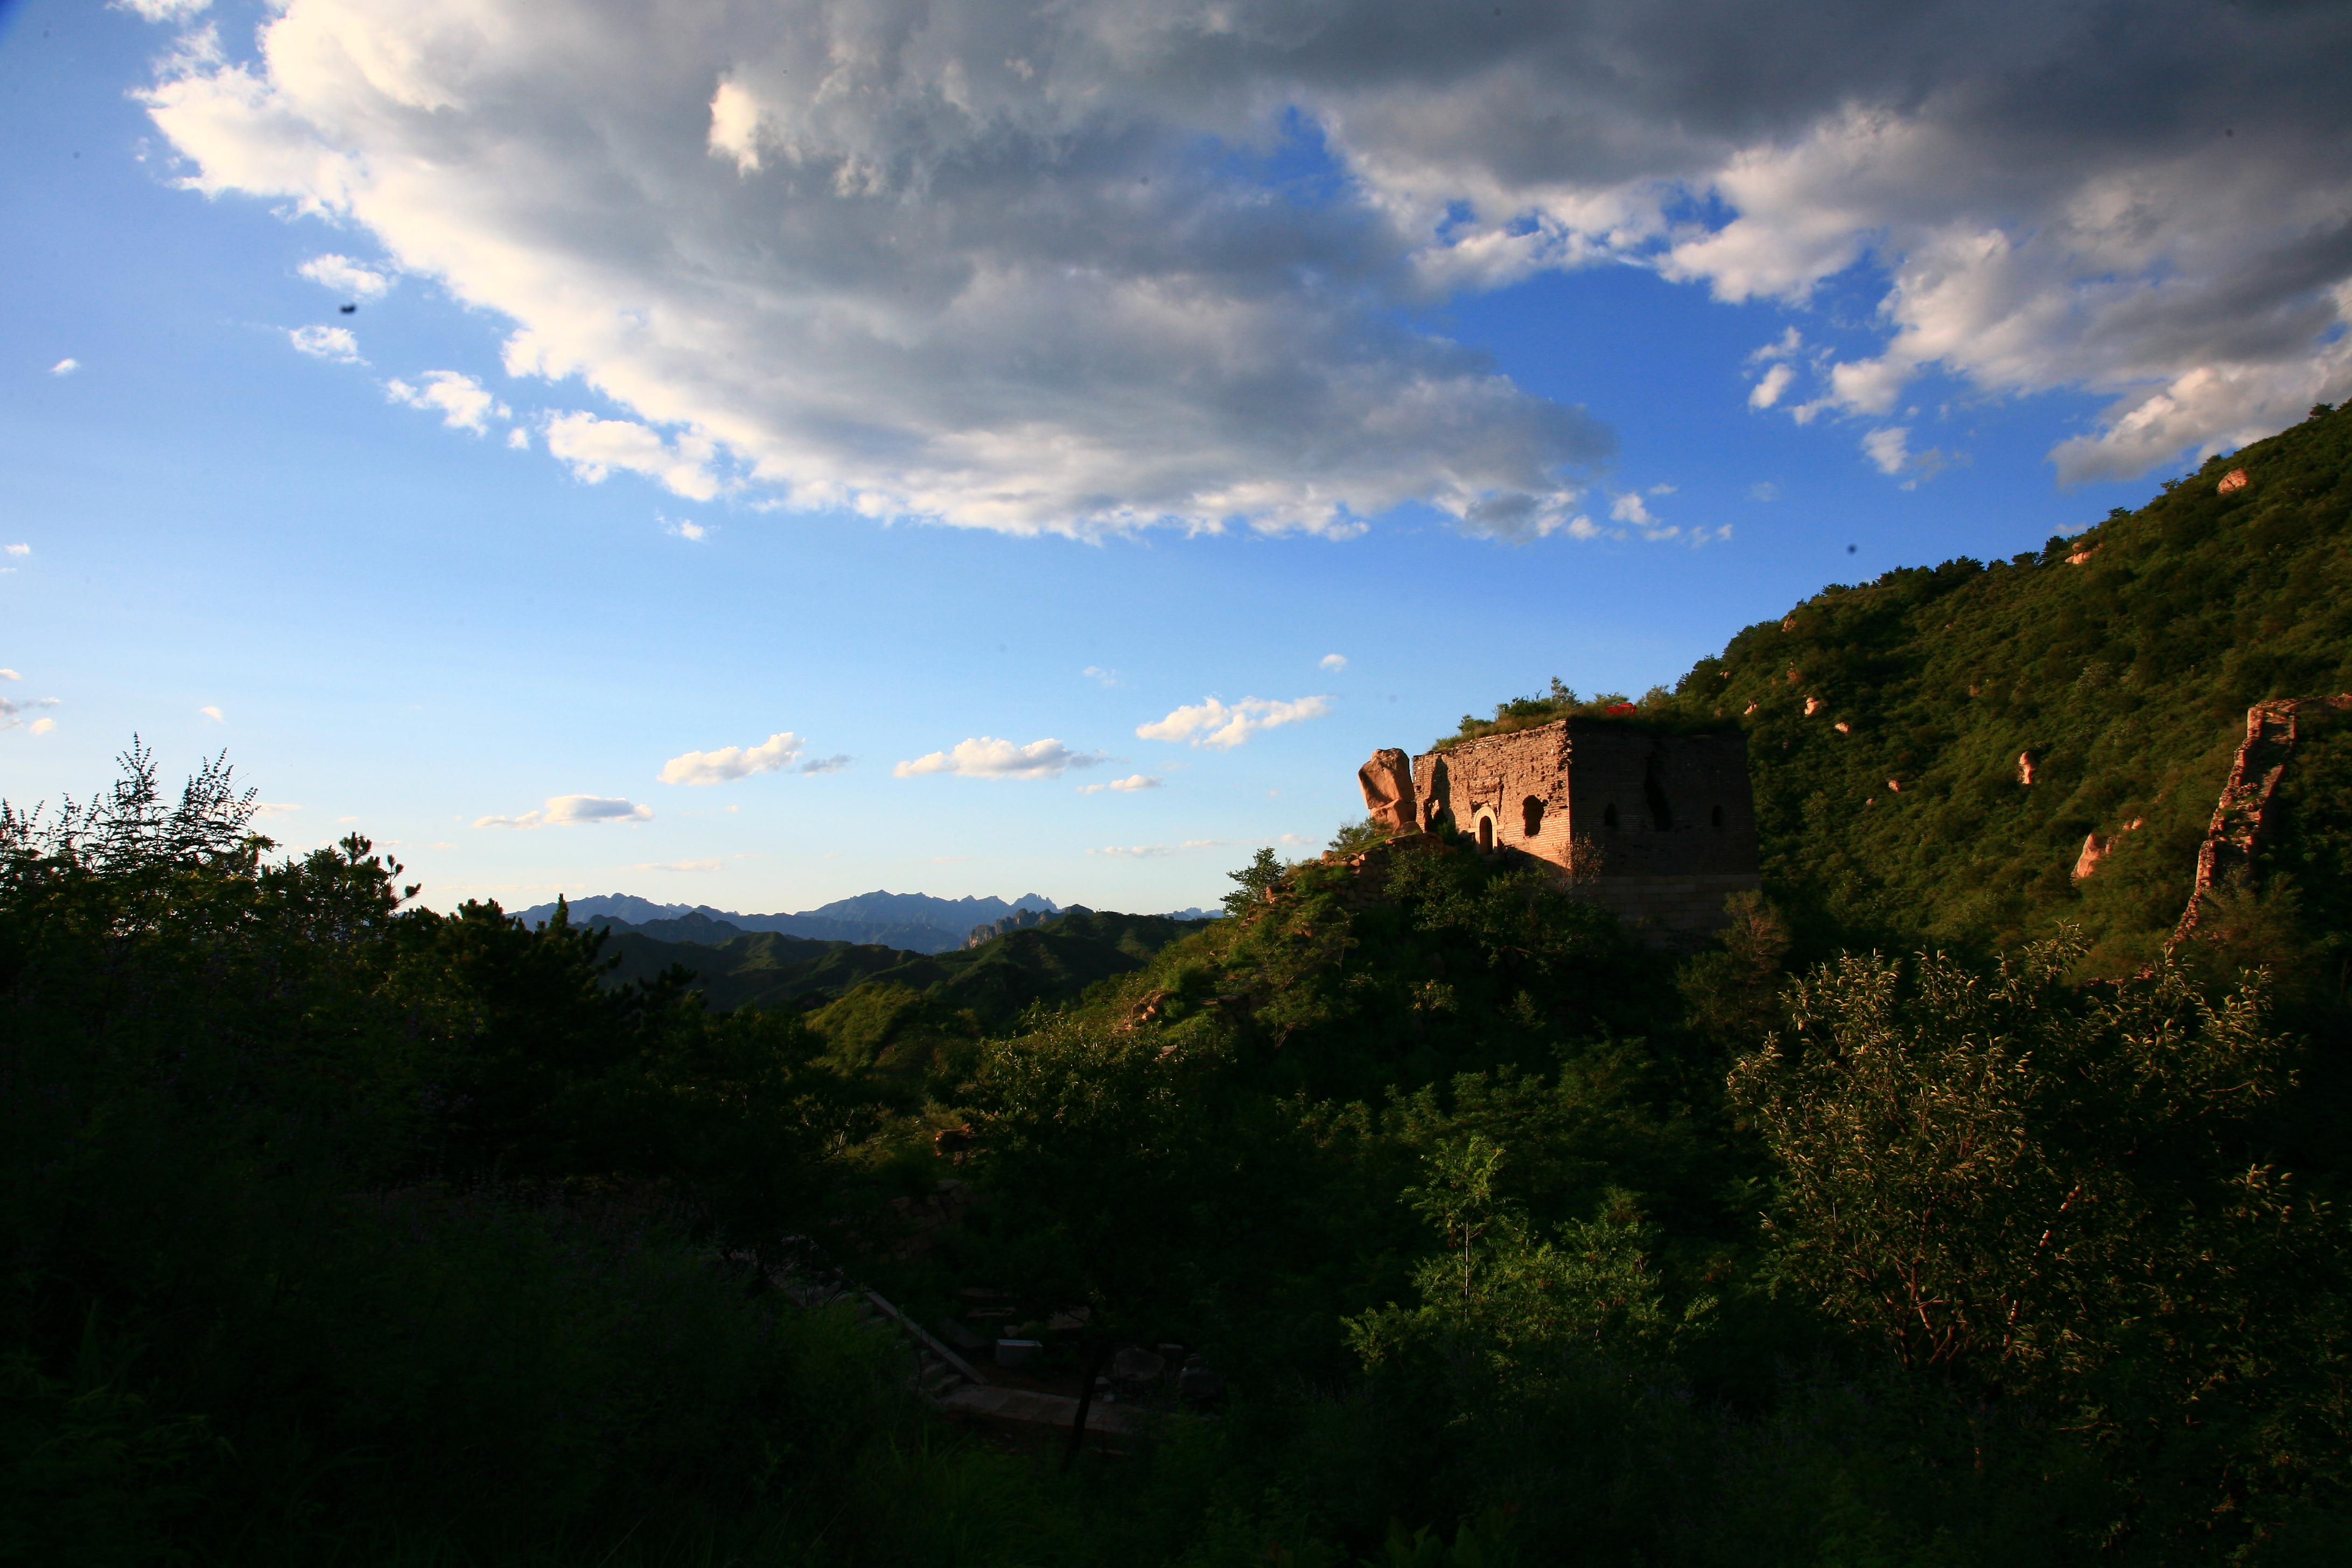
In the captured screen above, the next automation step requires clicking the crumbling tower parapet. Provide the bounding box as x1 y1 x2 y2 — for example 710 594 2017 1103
1359 717 1761 933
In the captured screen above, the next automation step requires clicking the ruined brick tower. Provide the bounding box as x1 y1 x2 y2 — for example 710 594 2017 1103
1360 719 1761 932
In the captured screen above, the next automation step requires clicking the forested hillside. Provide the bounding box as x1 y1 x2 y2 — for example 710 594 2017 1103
1455 402 2352 975
6 408 2350 1567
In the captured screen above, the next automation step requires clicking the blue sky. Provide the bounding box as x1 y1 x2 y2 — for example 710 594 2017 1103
4 0 2347 915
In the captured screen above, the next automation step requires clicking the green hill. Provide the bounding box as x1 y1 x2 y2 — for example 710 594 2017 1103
1450 402 2352 974
598 926 916 1010
597 910 1215 1076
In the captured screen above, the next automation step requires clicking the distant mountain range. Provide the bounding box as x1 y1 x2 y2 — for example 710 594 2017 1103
508 890 1219 954
510 889 1060 955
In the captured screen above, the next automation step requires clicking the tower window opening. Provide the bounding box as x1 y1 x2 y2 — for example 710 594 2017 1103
1522 796 1545 837
1711 804 1725 829
1602 803 1619 831
1477 815 1495 852
1644 774 1673 832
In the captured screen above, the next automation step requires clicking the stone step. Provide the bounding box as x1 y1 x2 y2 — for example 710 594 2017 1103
936 1383 1142 1448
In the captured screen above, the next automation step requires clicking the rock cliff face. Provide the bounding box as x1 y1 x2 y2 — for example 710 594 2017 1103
1356 748 1417 833
2171 695 2352 949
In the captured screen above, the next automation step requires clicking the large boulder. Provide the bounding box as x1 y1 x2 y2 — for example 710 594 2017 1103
1357 747 1419 833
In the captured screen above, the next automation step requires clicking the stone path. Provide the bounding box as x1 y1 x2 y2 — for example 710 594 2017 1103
774 1264 1138 1448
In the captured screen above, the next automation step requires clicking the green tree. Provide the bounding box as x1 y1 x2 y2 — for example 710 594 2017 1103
1728 937 2351 1545
1223 845 1287 916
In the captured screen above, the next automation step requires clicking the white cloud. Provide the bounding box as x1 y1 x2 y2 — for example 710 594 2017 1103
1318 653 1348 673
662 516 708 541
49 359 78 376
1609 493 1679 540
1 695 60 732
0 669 16 680
1137 696 1332 750
1861 425 1951 487
200 705 223 722
545 413 722 501
475 794 655 829
289 325 361 363
1861 427 1911 476
634 858 724 873
706 79 767 174
1748 481 1780 502
1082 666 1120 687
797 754 851 775
298 253 392 299
136 0 2352 509
1089 831 1303 857
506 427 530 450
113 0 209 18
252 801 302 817
1088 838 1232 859
895 737 1104 779
4 545 26 557
1748 362 1794 409
388 371 507 432
1077 773 1161 794
136 0 1612 539
660 730 803 785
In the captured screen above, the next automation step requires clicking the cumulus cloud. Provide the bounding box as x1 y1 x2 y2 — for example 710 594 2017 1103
1748 362 1794 410
0 670 16 681
137 0 2352 515
113 0 209 19
50 359 78 376
1138 696 1332 750
299 253 392 299
476 794 654 828
200 705 223 722
659 730 803 785
544 413 722 501
1077 773 1161 794
895 737 1104 779
3 546 26 558
2 695 60 732
289 325 361 363
388 370 507 432
137 0 1618 538
1318 654 1348 673
1861 425 1951 488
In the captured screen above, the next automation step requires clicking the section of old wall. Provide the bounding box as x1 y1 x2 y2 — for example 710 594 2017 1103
1409 719 1760 930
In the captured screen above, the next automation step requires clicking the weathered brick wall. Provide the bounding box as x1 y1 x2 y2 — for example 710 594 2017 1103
1409 719 1760 929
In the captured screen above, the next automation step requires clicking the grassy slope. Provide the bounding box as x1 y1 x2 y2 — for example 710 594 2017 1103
1451 403 2352 969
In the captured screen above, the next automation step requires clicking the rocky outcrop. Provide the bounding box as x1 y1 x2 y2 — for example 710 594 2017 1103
963 905 1092 948
2072 818 2141 881
1357 747 1419 833
2218 468 2250 495
2171 696 2352 948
